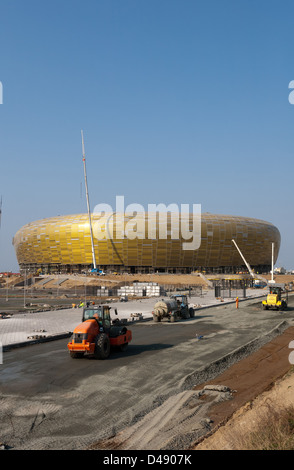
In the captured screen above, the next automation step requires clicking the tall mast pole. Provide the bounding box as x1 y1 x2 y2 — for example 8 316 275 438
81 130 97 270
271 242 274 283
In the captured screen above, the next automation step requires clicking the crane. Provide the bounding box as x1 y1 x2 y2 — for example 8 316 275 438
232 239 255 278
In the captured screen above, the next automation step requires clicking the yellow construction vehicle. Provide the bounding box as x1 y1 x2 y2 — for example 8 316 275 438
262 283 288 311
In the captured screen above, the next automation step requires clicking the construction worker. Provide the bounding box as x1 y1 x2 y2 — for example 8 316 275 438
236 296 239 309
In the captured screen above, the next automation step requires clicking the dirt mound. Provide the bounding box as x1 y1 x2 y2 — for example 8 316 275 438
195 369 294 450
193 326 294 449
32 273 210 290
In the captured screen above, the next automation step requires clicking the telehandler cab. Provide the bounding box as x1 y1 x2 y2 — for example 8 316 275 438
67 305 132 359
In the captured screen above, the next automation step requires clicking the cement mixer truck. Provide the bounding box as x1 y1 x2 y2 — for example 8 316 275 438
152 295 195 322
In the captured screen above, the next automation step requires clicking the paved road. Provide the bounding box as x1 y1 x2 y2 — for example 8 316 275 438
0 296 293 450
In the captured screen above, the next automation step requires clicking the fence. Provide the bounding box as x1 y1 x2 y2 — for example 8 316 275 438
214 283 247 299
0 283 204 300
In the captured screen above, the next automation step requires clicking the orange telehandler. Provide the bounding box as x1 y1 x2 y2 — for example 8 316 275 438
67 305 132 359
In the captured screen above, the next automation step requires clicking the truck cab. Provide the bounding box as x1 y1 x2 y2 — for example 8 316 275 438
82 305 111 332
171 294 188 308
170 294 194 319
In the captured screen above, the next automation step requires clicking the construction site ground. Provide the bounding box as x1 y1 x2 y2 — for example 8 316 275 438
1 272 211 290
93 325 294 451
0 286 267 348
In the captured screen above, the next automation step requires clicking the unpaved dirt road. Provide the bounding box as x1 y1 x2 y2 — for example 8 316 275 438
1 296 293 450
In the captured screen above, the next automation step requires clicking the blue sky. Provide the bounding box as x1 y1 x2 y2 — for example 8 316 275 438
0 0 294 271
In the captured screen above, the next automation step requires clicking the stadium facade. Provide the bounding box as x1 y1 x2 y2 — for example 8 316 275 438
12 213 281 274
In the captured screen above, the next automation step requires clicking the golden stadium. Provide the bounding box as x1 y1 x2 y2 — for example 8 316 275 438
13 213 280 274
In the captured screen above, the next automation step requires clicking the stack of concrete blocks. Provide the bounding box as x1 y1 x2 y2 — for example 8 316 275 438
96 286 109 297
117 282 164 298
97 282 165 298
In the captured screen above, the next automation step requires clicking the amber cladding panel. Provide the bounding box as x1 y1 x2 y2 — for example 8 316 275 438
13 213 281 270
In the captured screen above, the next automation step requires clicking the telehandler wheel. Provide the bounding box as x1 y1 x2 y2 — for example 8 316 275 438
94 333 110 359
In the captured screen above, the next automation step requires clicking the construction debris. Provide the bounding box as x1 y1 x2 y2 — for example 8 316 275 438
130 313 143 320
0 313 12 319
0 442 10 450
